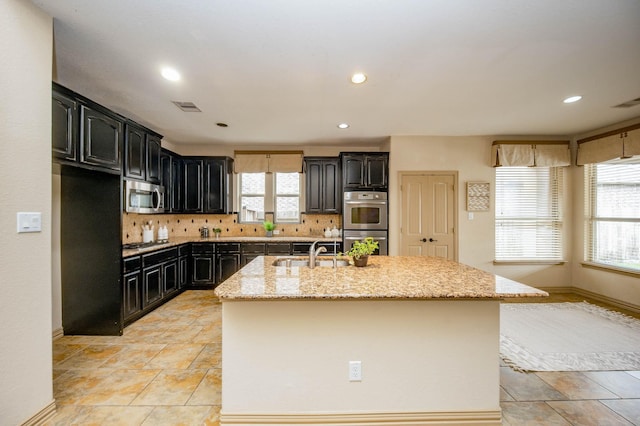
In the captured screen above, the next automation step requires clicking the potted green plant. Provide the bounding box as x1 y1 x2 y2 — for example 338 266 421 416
213 228 222 239
343 236 379 267
263 220 276 237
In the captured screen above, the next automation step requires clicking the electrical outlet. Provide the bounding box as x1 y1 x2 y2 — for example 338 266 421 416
349 361 362 381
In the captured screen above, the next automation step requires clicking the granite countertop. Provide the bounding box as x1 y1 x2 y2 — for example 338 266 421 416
214 255 549 301
122 236 341 257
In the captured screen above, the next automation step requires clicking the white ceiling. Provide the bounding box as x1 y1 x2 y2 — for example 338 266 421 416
32 0 640 146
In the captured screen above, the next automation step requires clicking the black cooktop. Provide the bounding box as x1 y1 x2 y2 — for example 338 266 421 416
122 242 158 250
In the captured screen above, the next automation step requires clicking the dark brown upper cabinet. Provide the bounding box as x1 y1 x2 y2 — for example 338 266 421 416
80 104 123 172
341 152 388 190
146 134 162 184
124 122 162 183
51 83 132 174
304 157 341 214
124 123 145 180
182 157 234 214
160 149 183 213
52 88 78 162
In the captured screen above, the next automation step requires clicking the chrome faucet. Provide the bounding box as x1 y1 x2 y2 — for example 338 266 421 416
309 241 327 269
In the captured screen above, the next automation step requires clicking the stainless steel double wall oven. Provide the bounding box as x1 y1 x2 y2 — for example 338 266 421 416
342 191 388 255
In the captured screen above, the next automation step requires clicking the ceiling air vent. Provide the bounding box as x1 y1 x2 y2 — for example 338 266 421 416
172 101 201 112
612 97 640 108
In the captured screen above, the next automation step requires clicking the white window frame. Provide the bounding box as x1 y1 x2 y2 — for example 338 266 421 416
495 166 564 263
584 159 640 273
238 172 301 224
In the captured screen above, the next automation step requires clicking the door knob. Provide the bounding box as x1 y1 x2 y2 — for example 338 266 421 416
420 238 427 242
429 238 438 242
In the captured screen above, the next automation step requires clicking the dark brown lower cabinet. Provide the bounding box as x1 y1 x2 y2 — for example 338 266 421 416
143 265 163 307
122 256 142 323
163 259 178 296
191 243 216 287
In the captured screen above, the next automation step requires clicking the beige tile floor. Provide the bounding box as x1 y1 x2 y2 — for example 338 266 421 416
47 291 640 425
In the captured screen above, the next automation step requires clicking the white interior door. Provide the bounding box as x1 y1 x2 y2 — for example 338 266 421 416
401 173 456 259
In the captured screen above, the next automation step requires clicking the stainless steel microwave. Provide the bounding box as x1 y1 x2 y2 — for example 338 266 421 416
124 180 165 214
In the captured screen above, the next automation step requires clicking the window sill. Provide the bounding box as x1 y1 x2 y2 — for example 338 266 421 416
493 260 567 265
581 262 640 277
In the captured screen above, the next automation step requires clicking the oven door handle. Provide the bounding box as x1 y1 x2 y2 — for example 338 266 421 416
344 200 388 206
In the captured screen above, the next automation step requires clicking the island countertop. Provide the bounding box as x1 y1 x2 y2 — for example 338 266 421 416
214 255 548 300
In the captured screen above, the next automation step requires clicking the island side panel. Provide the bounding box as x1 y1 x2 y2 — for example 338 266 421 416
220 299 501 424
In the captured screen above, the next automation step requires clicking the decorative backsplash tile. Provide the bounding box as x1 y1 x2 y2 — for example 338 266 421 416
123 213 342 243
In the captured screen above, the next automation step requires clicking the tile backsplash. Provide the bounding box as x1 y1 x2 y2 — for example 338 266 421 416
123 213 342 243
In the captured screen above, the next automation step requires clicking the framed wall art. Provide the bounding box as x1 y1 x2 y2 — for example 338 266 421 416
466 181 490 211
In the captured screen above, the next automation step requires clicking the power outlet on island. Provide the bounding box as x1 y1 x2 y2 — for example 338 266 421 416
348 360 362 382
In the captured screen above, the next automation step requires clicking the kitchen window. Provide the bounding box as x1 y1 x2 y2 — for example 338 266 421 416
584 159 640 272
495 167 564 262
239 172 301 223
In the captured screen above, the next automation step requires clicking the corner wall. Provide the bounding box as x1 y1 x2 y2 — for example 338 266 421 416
0 1 54 424
388 135 572 289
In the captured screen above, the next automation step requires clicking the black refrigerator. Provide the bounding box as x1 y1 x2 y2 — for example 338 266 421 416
61 166 122 335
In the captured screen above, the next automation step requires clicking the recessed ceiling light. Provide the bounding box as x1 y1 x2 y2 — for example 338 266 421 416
161 67 181 82
337 123 350 129
563 95 582 104
351 72 367 84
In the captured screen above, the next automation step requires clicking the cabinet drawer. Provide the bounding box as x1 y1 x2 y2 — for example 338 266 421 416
123 255 141 273
217 243 241 254
241 243 266 254
291 243 312 254
178 244 191 257
191 243 215 254
266 242 291 254
142 247 178 266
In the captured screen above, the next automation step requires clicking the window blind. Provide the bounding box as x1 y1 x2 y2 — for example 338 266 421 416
584 160 640 271
495 167 563 261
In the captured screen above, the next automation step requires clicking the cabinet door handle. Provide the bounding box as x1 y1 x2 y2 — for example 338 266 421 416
420 238 427 242
429 238 438 242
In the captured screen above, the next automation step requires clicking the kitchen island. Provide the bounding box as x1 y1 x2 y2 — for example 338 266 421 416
214 256 547 426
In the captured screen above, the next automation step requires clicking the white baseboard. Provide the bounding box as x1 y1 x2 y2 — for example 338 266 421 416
21 400 56 426
52 327 63 340
539 286 640 314
220 410 502 425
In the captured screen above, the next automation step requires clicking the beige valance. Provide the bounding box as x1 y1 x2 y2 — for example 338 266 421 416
576 135 623 165
234 151 303 173
576 126 640 165
492 141 570 167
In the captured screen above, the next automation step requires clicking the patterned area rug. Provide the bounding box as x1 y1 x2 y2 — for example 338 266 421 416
500 302 640 371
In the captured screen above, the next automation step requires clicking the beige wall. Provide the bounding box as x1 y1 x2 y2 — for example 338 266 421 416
388 135 573 288
0 1 54 424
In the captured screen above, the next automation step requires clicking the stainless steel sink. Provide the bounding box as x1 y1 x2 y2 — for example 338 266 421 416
272 257 350 267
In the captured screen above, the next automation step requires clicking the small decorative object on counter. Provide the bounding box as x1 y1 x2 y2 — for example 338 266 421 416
324 227 332 237
331 226 340 237
213 228 222 239
263 220 275 237
142 221 154 243
200 226 209 238
342 236 379 267
157 225 169 242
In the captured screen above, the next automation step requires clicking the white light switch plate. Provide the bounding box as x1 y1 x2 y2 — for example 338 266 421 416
17 212 42 233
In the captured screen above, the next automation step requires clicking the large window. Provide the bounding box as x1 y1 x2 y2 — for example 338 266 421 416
585 160 640 271
495 167 564 262
239 172 300 223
